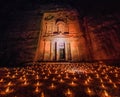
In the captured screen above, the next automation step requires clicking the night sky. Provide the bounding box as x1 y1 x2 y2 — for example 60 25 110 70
0 0 120 32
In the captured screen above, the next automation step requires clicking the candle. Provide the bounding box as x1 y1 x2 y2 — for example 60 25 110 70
34 87 41 93
4 87 14 94
69 81 77 87
86 87 94 96
59 78 64 83
49 83 56 89
0 79 4 82
64 88 74 97
40 92 45 97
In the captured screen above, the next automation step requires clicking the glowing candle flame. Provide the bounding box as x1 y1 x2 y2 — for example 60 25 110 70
12 75 16 78
44 76 48 79
7 82 13 86
100 79 103 83
5 87 13 94
108 79 112 83
73 77 77 81
0 79 4 82
86 87 93 95
101 84 106 89
103 90 109 97
115 74 118 77
96 74 99 78
35 82 42 86
5 87 10 93
59 78 64 83
52 77 56 81
65 88 74 97
65 74 69 79
84 80 89 85
49 83 56 89
6 74 10 77
22 81 29 86
34 87 40 93
36 75 40 79
113 83 117 88
104 75 108 79
69 81 77 87
40 92 45 97
66 89 72 95
58 74 61 78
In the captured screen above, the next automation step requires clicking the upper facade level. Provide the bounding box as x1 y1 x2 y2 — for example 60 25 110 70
40 7 82 39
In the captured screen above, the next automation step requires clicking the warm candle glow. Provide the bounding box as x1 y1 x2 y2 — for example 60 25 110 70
52 77 56 81
69 81 77 86
40 92 45 97
7 82 13 86
113 83 117 88
6 74 10 77
96 74 99 78
34 82 42 86
102 90 110 97
73 77 77 81
22 81 29 86
115 73 118 77
4 87 14 94
65 74 69 79
0 62 120 97
0 79 4 82
43 76 48 79
59 78 64 83
84 80 89 85
57 74 61 78
5 87 10 93
65 88 74 97
86 87 94 96
108 79 112 83
34 87 41 93
100 79 103 83
12 75 16 78
49 83 56 89
36 75 40 80
101 84 106 89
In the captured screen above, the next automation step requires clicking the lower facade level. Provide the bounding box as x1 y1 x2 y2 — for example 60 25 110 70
35 36 90 62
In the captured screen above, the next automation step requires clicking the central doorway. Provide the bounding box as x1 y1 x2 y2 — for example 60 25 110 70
59 42 65 61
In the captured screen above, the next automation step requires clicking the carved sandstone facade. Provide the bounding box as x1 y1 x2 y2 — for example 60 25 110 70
34 9 89 62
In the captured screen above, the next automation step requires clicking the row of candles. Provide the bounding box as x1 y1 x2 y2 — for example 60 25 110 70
0 63 120 97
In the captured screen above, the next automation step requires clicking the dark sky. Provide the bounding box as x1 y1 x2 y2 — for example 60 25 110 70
0 0 120 12
0 0 120 33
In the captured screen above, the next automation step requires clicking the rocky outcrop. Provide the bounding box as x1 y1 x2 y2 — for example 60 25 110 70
82 13 120 61
0 11 42 66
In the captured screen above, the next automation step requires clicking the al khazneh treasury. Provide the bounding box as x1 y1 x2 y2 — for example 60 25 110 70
34 8 89 62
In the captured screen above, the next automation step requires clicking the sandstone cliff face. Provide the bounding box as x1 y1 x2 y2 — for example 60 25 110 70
0 11 42 66
82 13 120 61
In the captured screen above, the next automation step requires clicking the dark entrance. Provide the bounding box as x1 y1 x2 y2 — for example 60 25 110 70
59 42 65 60
60 48 65 60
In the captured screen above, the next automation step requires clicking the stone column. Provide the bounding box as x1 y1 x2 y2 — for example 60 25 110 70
68 42 72 61
65 42 68 61
55 42 57 61
50 40 52 61
56 42 59 61
43 39 46 61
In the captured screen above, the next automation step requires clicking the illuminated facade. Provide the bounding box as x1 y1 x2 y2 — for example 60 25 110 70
35 8 89 62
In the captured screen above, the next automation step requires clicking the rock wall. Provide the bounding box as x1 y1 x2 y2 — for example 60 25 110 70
0 10 42 66
82 13 120 61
